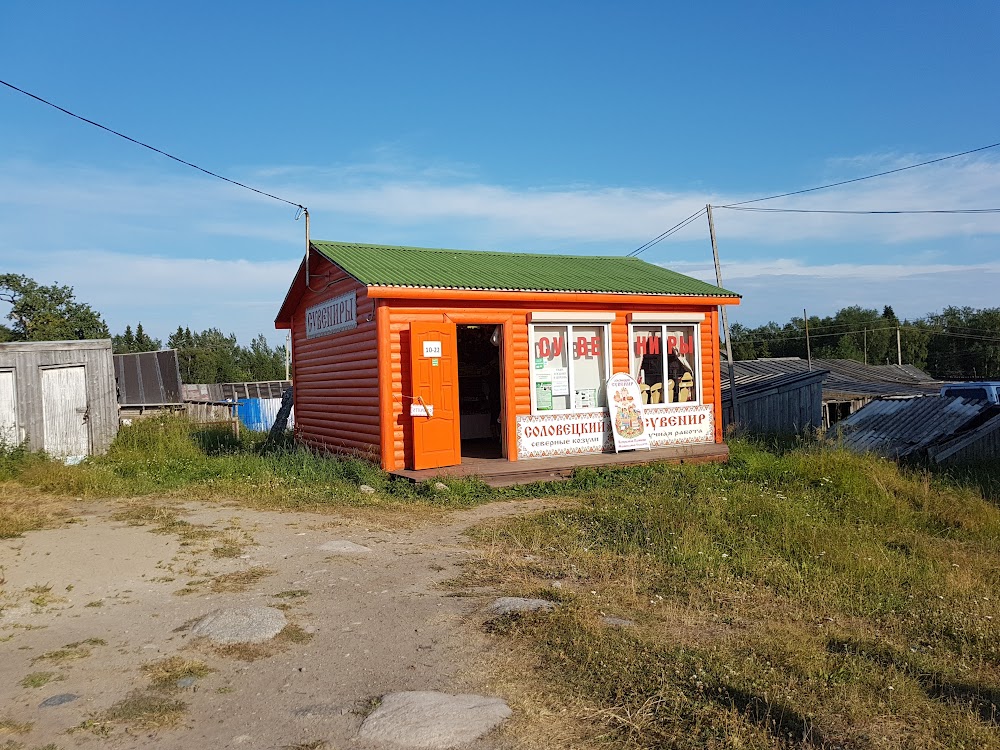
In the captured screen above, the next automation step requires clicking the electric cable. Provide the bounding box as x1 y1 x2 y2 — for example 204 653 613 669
719 141 1000 208
0 78 305 211
627 207 706 257
719 206 1000 215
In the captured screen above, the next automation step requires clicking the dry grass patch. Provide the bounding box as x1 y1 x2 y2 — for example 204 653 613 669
18 671 63 689
31 638 106 665
210 623 313 662
0 486 78 539
0 719 31 735
78 690 187 735
210 566 274 593
141 656 214 689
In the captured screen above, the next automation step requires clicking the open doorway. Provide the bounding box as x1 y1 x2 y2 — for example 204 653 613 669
457 324 503 460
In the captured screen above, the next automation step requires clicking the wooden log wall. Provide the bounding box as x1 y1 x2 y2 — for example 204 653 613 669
289 274 381 459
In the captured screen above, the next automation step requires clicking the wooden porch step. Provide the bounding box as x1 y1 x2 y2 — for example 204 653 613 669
390 442 729 488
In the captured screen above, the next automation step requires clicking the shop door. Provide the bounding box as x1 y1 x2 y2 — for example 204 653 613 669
409 321 460 470
41 366 90 460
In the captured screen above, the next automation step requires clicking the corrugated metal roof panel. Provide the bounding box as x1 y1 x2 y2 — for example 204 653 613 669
837 396 996 459
114 350 183 405
311 241 740 298
726 358 942 401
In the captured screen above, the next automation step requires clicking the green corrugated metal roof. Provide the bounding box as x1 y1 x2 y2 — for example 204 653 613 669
312 241 740 298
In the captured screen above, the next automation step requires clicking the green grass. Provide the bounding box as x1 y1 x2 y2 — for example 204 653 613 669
0 415 497 512
469 439 1000 749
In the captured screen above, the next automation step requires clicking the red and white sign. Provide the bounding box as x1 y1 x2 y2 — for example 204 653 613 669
516 403 714 459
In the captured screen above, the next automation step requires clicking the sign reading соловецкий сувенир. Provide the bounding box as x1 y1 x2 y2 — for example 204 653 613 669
516 404 714 459
305 291 357 339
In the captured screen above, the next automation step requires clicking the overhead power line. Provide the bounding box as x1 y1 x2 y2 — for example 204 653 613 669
719 206 1000 215
719 141 1000 208
0 78 304 210
630 138 1000 256
733 323 1000 347
627 207 706 257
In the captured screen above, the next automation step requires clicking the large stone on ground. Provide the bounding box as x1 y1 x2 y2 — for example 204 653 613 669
358 691 511 748
319 540 373 554
485 597 556 615
190 607 287 644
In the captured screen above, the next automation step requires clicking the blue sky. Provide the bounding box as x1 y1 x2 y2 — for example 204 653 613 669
2 1 998 346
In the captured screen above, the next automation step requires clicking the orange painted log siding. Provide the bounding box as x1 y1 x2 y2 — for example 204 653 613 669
288 273 381 459
378 297 726 471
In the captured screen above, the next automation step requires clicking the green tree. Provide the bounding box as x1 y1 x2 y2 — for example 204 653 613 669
237 334 286 381
0 274 109 341
113 322 162 354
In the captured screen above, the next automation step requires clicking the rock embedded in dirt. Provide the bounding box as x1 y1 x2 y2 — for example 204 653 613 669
319 540 373 554
358 690 512 748
40 693 79 707
601 616 635 628
485 597 557 615
190 606 287 644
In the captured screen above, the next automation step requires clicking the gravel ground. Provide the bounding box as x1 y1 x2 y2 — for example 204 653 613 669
0 498 548 749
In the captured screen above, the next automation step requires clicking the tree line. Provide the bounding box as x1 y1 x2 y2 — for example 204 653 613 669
1 274 287 384
729 305 1000 380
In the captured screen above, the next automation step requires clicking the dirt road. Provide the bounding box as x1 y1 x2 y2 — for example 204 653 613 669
0 498 545 749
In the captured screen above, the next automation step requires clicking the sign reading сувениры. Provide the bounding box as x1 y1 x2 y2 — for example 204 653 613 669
305 291 357 339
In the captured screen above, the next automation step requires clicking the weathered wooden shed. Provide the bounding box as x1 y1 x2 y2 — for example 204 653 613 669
722 369 827 434
275 242 740 481
0 339 119 458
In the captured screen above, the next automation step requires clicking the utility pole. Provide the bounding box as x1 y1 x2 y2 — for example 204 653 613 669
863 328 868 365
804 309 812 371
897 326 902 366
706 205 738 421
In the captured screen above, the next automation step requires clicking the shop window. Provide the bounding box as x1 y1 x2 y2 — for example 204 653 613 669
630 323 700 405
530 323 609 412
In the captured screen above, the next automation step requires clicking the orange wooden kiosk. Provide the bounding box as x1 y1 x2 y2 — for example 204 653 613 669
275 242 740 478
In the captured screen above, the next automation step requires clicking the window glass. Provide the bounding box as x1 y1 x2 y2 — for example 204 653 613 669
530 323 609 412
571 324 607 409
532 325 569 411
632 323 699 405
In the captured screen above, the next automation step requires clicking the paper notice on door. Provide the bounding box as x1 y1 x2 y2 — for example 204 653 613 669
410 403 434 417
550 367 569 396
423 341 442 357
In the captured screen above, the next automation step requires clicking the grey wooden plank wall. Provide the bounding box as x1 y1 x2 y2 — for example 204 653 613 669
0 339 119 455
729 381 824 434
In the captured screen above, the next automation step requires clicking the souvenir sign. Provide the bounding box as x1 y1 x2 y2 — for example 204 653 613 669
607 372 650 452
305 291 357 339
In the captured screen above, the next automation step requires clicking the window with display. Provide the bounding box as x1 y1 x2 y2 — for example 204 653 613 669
530 323 609 412
630 323 700 405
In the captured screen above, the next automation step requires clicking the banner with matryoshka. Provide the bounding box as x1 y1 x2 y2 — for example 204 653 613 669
607 372 651 452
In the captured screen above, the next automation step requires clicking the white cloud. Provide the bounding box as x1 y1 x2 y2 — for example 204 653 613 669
1 148 998 340
1 249 298 346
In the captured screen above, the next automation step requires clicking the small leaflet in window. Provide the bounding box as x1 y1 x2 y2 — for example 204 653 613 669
535 379 553 410
551 367 569 396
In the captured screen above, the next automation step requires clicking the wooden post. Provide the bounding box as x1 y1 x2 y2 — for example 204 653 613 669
285 332 291 381
804 309 812 371
706 205 738 424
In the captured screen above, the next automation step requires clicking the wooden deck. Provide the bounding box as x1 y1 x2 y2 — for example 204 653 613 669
390 442 729 487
